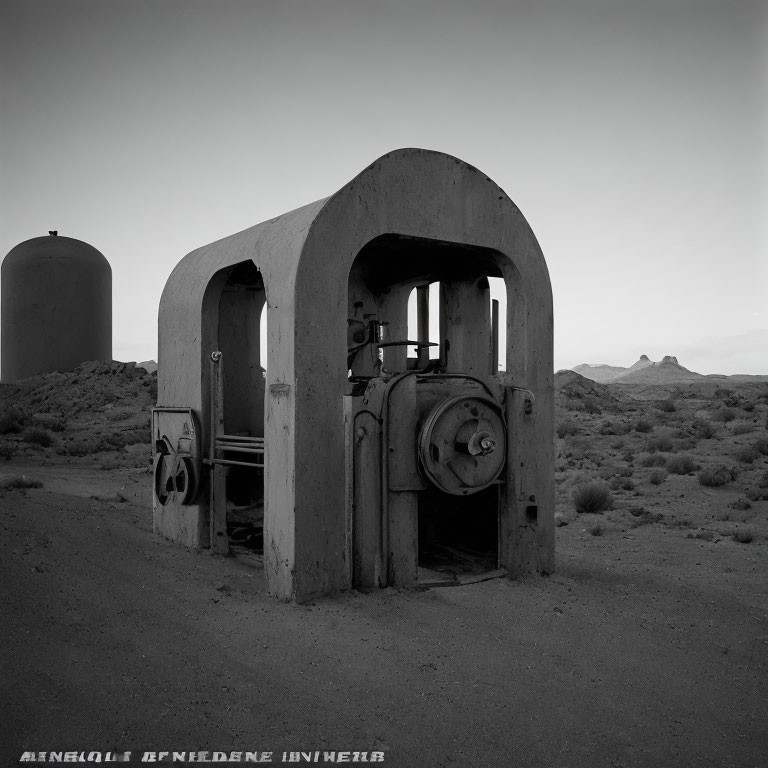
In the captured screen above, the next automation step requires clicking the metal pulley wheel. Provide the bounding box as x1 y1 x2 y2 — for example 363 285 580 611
418 395 506 495
154 438 197 506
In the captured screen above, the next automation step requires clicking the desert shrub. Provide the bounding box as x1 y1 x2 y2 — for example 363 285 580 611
715 389 739 407
31 414 66 432
633 419 653 433
657 399 676 413
729 498 751 511
646 435 674 453
712 406 737 423
0 407 24 435
0 440 13 461
745 486 768 502
0 475 43 490
732 527 755 544
649 469 667 485
57 439 95 457
753 438 768 456
730 421 755 435
733 445 760 464
104 428 149 449
609 476 635 491
698 465 737 487
638 453 666 467
556 420 579 439
691 419 716 439
666 455 699 475
620 450 634 463
581 397 601 415
21 426 52 447
590 524 604 536
599 420 629 436
628 506 664 527
742 400 755 412
572 482 612 514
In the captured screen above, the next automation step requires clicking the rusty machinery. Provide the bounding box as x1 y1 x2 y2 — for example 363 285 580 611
344 283 536 589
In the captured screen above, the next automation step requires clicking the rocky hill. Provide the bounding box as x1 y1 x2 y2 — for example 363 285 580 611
574 355 768 387
0 360 156 466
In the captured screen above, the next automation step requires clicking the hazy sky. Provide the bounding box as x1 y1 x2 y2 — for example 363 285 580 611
1 0 766 374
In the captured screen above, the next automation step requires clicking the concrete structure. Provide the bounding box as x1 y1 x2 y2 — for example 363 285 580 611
1 233 112 383
154 148 554 602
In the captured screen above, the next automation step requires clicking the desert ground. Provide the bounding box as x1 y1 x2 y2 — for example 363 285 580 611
1 362 767 767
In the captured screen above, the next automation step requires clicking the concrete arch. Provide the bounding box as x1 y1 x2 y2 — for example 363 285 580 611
156 148 553 601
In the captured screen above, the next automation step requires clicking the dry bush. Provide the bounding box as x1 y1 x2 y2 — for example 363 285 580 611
730 421 755 435
609 476 635 491
691 419 716 439
0 475 43 490
729 498 751 511
21 426 52 448
753 437 768 456
745 471 768 501
649 469 667 485
733 445 760 464
698 465 737 487
639 453 667 467
0 440 13 461
657 399 676 413
745 486 768 502
629 507 664 527
589 524 604 536
599 420 629 436
666 455 699 475
581 397 601 415
732 527 755 544
556 420 579 438
0 407 24 435
712 406 737 423
31 414 66 432
633 419 653 433
572 482 612 513
57 439 95 457
646 434 674 453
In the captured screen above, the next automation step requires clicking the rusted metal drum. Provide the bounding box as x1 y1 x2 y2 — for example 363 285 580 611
418 395 506 495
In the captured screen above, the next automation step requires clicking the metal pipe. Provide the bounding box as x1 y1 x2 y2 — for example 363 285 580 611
491 299 499 374
416 284 429 369
207 458 264 468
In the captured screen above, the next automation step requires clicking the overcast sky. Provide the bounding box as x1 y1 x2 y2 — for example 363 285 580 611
1 0 766 374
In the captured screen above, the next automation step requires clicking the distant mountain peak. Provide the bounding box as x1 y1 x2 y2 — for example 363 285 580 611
573 354 701 384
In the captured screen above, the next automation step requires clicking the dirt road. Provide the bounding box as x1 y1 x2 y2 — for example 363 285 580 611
1 460 767 767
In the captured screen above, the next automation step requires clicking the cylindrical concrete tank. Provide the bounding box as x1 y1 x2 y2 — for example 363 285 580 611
1 233 112 382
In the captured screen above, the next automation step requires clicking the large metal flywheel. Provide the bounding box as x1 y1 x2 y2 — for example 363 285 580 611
418 395 506 495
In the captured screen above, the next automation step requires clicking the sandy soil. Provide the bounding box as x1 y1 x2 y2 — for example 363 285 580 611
1 368 767 766
1 457 767 767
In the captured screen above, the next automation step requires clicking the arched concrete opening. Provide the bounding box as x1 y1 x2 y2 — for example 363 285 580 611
345 234 522 586
201 260 267 553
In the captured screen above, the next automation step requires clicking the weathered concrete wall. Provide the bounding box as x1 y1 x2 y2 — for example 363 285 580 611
1 234 112 383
